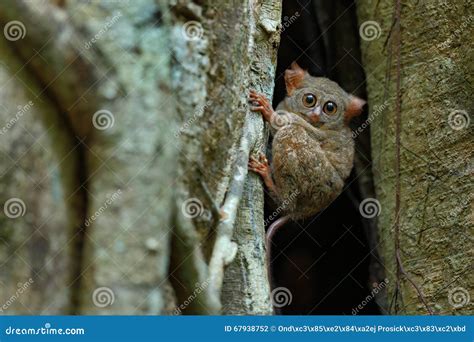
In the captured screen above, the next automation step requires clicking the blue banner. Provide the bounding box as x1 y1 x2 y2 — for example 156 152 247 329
0 315 472 341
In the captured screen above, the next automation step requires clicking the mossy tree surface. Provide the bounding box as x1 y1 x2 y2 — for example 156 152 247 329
170 0 281 314
0 0 177 314
0 0 282 315
357 0 473 314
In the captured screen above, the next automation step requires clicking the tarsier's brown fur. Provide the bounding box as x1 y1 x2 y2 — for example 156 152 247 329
248 62 365 273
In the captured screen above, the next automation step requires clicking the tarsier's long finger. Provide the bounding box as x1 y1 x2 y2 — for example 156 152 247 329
248 161 257 169
258 154 268 164
249 96 262 105
250 106 264 112
249 91 266 102
249 156 261 164
250 92 263 98
249 91 259 100
249 159 266 171
248 164 263 173
250 168 265 177
250 161 265 170
255 97 268 106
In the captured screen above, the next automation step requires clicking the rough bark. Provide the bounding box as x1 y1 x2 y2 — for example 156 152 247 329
1 0 282 316
0 0 177 314
357 0 473 314
65 0 177 315
169 0 281 314
0 36 80 314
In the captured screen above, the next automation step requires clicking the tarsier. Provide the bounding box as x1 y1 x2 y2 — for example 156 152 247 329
248 62 365 264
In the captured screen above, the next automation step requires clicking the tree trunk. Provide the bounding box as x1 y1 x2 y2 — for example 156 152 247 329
0 0 281 315
357 0 473 314
0 34 79 315
169 0 281 315
0 0 177 314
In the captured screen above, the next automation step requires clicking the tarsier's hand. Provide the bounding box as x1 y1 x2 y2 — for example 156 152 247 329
249 90 275 122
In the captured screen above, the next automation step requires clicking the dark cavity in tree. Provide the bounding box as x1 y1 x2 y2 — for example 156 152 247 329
266 0 384 315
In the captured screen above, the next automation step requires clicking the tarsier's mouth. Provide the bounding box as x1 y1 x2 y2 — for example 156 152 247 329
307 113 320 124
306 105 322 124
305 114 324 128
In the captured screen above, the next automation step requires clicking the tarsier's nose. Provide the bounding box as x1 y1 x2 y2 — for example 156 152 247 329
307 105 321 123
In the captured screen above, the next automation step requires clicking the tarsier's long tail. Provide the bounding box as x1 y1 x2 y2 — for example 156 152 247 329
266 215 290 312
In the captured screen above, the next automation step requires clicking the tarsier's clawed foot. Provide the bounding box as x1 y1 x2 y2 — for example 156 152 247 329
249 90 274 122
248 153 277 195
248 153 270 178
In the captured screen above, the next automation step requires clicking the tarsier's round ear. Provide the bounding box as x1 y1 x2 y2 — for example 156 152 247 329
345 95 366 122
284 62 306 95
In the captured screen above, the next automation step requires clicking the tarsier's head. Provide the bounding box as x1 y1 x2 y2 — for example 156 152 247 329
282 62 366 129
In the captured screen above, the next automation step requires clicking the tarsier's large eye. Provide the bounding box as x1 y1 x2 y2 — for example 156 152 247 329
323 101 337 114
302 93 317 107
